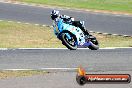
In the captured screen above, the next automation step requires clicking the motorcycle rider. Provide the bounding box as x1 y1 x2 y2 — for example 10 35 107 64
50 10 90 36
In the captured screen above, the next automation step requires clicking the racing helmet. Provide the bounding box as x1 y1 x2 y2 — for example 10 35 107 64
50 10 60 20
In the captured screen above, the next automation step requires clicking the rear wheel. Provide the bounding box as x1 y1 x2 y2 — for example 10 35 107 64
88 35 99 50
61 33 77 50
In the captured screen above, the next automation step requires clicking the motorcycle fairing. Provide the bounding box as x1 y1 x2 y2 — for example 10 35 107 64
56 19 86 46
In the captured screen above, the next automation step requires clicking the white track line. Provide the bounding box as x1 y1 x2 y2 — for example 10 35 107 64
7 21 13 23
0 48 8 50
4 69 34 71
40 68 77 70
0 47 132 51
35 24 39 26
3 68 78 71
24 22 30 24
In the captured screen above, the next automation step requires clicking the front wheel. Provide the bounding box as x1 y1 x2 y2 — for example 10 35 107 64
61 33 77 50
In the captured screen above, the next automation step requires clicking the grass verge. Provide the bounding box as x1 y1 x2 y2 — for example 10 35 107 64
0 21 63 48
0 21 132 48
14 0 132 14
0 70 47 79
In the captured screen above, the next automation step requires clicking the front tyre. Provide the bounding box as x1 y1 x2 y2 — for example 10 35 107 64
61 33 77 50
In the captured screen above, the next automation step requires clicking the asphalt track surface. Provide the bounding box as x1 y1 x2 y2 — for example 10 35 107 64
0 48 132 71
0 2 132 36
0 48 132 88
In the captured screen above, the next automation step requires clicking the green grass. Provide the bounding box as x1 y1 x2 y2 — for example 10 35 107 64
0 21 132 48
93 34 132 48
0 21 64 48
0 70 47 79
15 0 132 13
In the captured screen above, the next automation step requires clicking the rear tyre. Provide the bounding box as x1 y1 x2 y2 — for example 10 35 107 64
61 33 77 50
88 36 99 50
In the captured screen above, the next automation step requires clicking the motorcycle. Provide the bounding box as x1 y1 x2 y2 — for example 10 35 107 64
52 19 99 50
